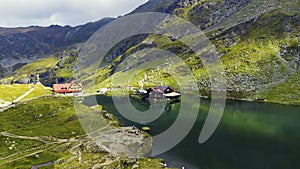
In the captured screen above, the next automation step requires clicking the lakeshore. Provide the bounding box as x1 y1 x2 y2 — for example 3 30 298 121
0 84 299 168
0 95 171 169
86 94 300 169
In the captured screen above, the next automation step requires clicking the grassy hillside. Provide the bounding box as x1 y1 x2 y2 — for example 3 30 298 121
0 49 79 86
0 18 115 79
133 0 299 31
1 1 299 105
214 10 300 100
15 56 58 75
0 97 88 168
20 85 53 101
0 84 32 102
256 70 300 105
0 96 168 168
0 84 52 102
86 9 299 105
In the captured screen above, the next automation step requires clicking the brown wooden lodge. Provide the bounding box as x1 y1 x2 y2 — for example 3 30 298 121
142 86 181 100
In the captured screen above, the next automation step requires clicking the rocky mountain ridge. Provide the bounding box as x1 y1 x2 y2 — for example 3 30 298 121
0 17 114 77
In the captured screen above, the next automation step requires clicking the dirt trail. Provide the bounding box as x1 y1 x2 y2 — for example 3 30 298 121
0 87 36 112
0 122 113 166
0 144 58 166
13 87 35 103
0 132 48 143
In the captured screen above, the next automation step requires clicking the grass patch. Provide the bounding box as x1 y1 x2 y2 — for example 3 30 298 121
21 85 52 101
256 70 300 105
0 136 45 158
0 84 32 102
0 84 52 102
0 96 108 139
15 56 58 75
3 151 57 169
55 67 74 78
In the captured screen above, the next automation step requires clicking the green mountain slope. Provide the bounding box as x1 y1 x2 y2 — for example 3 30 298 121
2 0 300 105
93 0 300 104
132 0 299 31
0 18 115 78
0 49 80 86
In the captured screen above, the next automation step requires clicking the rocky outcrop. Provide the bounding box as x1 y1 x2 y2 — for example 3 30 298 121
91 127 152 159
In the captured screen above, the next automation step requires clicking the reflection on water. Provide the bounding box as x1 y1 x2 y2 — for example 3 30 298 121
83 95 300 169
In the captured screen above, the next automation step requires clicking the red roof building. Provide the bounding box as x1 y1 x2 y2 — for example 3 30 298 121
53 80 83 94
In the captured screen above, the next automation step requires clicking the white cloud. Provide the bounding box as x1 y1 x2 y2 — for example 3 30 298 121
0 0 148 27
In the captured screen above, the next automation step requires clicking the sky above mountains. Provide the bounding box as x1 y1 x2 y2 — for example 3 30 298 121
0 0 148 27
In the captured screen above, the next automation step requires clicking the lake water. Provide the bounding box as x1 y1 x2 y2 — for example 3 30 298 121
83 95 300 169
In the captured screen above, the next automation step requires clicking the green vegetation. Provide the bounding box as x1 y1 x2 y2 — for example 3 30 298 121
0 0 298 106
15 56 58 75
53 154 169 169
55 67 73 78
0 84 32 102
21 85 52 101
256 70 300 105
0 97 84 168
0 136 44 158
54 51 78 79
2 3 298 106
0 96 167 168
8 56 59 84
0 84 52 102
87 9 299 105
0 97 86 138
1 49 79 85
0 1 299 168
2 151 58 169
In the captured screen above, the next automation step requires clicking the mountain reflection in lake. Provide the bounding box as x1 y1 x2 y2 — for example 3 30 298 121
83 95 300 169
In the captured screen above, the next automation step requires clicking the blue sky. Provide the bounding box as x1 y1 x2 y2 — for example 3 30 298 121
0 0 148 27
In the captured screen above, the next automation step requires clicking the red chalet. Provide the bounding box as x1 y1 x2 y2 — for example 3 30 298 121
53 81 83 94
